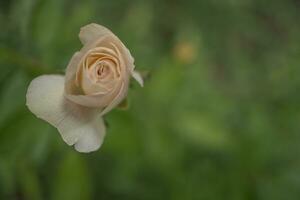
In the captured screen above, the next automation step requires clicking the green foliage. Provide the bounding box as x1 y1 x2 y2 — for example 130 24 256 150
1 0 300 199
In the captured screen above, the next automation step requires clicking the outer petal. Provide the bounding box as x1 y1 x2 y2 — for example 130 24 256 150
65 78 121 108
79 23 112 45
26 75 106 153
65 51 83 83
80 23 135 71
100 82 127 116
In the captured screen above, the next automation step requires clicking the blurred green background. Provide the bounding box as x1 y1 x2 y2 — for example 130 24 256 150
1 0 300 199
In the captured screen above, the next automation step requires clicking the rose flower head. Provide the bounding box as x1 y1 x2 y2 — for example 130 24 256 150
26 23 143 153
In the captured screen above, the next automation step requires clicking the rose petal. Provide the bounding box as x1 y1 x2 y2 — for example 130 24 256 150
131 70 144 87
65 78 122 108
57 109 106 153
100 82 127 116
80 23 135 71
79 23 112 45
65 51 83 83
26 75 106 153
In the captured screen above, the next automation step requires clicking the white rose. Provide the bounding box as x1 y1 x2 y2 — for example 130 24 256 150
26 23 143 153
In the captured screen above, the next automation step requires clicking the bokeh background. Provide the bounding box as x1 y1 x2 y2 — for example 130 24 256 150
1 0 300 199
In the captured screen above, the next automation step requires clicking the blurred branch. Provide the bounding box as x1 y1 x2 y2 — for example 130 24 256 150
0 47 51 75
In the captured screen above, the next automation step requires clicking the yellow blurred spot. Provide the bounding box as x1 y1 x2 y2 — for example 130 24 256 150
173 41 197 64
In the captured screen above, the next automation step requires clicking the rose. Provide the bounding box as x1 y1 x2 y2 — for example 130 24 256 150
65 23 143 112
26 23 143 153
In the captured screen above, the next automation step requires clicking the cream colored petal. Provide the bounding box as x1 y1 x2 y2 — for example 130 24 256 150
80 24 135 71
65 79 121 108
100 82 127 116
131 70 144 87
79 23 112 45
65 51 83 83
80 54 118 95
110 42 132 75
118 42 135 72
65 46 120 96
26 75 66 126
57 109 106 153
26 75 106 153
81 69 110 95
65 38 114 88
